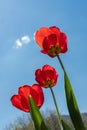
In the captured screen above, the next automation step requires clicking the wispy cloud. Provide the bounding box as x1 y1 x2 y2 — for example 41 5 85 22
15 39 23 48
14 35 31 49
21 36 31 44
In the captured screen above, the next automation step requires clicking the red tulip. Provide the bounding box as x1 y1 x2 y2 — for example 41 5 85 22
35 26 68 57
11 84 44 112
35 64 58 88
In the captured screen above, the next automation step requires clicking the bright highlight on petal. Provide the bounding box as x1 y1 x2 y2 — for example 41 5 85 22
35 27 52 48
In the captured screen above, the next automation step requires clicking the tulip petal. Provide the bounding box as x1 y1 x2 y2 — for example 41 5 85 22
60 32 68 53
35 27 52 48
11 84 44 112
35 64 58 88
43 34 57 51
11 95 29 112
49 26 60 34
49 26 61 40
35 26 68 56
31 84 44 107
35 69 45 85
18 85 31 96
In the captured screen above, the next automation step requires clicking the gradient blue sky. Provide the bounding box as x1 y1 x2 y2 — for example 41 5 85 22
0 0 87 129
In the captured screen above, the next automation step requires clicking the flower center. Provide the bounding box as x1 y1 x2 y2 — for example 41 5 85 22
48 44 61 57
44 80 54 88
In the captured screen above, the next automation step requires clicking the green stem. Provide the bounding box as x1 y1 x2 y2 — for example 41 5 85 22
56 55 66 73
50 88 63 130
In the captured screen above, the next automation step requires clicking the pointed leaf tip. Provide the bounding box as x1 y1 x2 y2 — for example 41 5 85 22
64 72 86 130
28 96 51 130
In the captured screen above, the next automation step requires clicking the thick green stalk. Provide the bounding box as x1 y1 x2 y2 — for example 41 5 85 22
56 54 86 130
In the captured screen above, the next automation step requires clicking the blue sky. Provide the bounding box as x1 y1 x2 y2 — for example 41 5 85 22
0 0 87 129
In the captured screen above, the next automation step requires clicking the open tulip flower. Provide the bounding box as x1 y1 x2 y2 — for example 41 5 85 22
35 64 58 88
11 84 44 112
35 26 68 57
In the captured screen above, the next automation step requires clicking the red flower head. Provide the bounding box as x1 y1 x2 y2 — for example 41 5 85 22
10 84 44 112
35 64 58 88
35 26 68 57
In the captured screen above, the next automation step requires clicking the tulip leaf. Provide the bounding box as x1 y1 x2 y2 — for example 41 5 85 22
64 72 86 130
62 120 72 130
29 96 51 130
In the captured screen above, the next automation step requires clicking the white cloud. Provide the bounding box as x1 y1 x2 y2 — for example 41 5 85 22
15 39 22 48
21 35 30 44
15 35 31 49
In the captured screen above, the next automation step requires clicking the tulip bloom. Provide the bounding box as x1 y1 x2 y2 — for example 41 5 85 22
11 84 44 112
35 26 68 57
35 64 58 88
